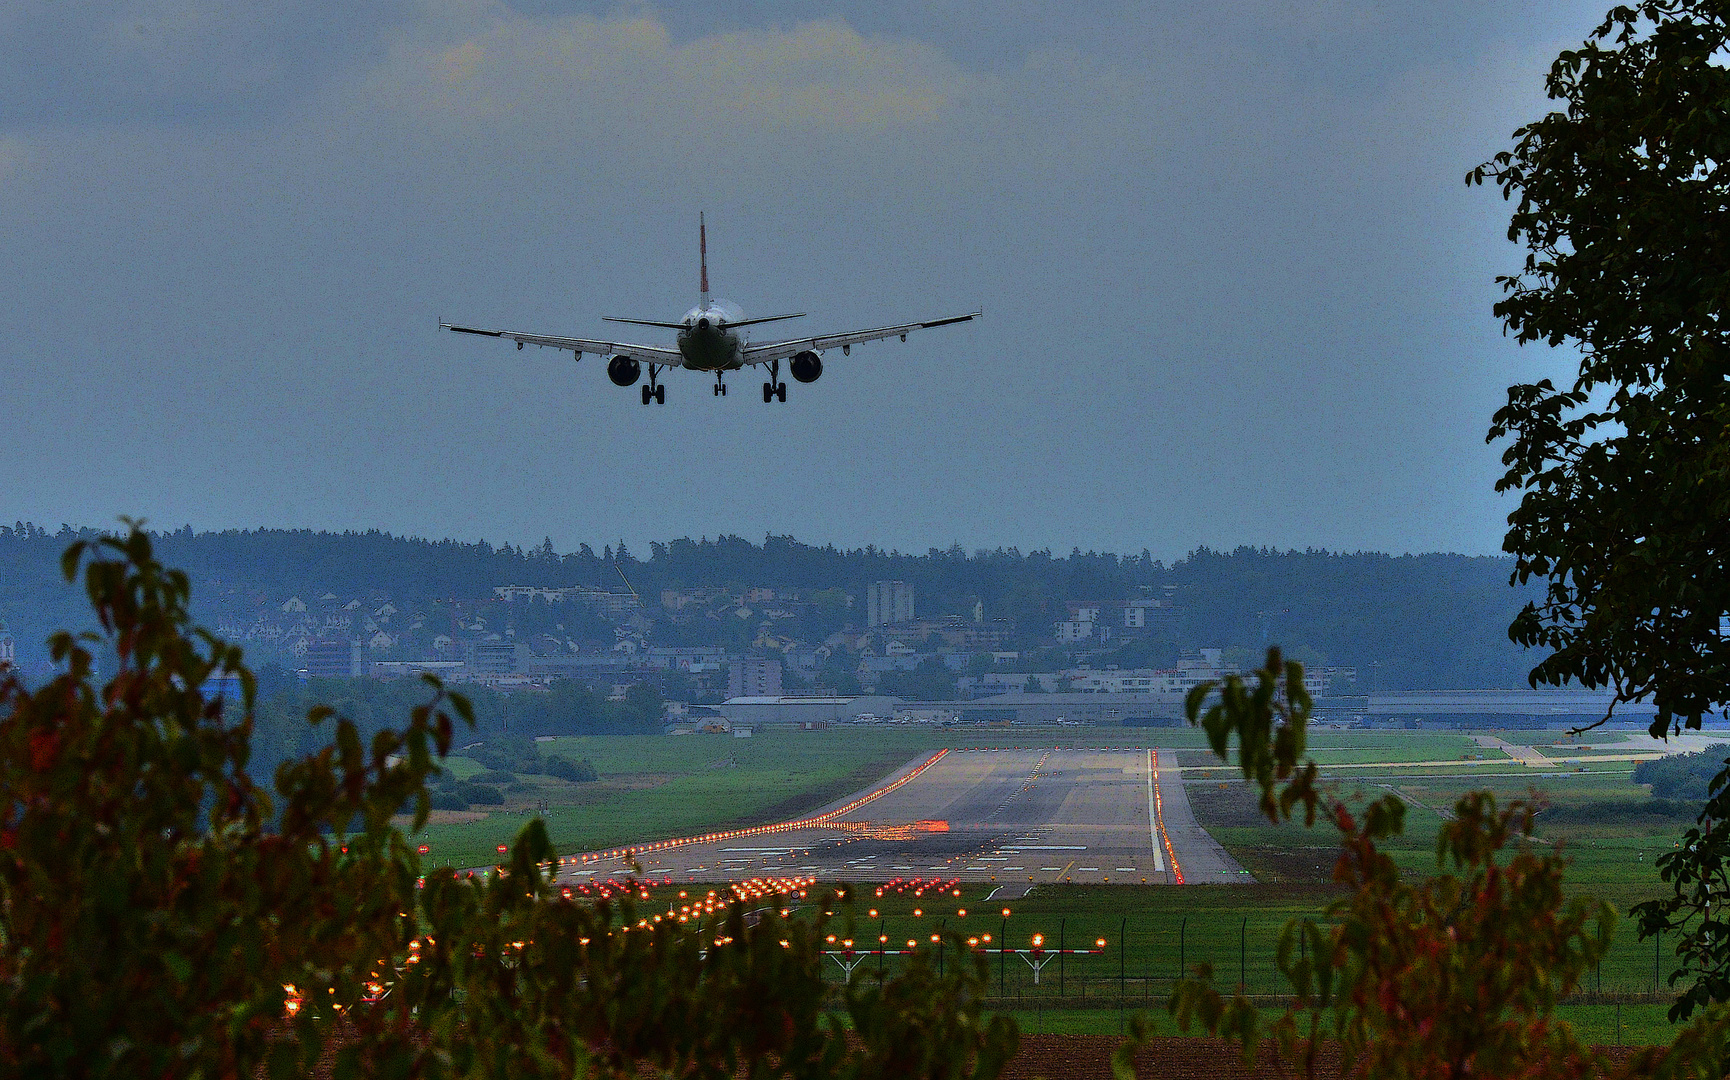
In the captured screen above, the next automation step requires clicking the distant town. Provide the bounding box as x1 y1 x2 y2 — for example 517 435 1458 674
0 525 1647 734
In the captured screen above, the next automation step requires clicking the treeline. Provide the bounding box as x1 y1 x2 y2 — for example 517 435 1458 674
248 672 661 784
0 524 1550 689
1633 745 1730 801
428 736 598 812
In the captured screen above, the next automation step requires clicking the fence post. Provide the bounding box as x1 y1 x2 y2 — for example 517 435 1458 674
1240 917 1247 993
1119 916 1127 1035
1059 918 1066 997
1180 915 1187 982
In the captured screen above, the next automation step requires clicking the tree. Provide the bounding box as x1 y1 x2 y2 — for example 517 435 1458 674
1167 649 1730 1078
1470 0 1730 1016
0 528 1019 1078
1470 0 1730 737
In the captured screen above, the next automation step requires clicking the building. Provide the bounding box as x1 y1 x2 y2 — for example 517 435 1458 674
1366 689 1660 728
303 639 364 678
469 640 527 675
926 692 1187 726
729 657 783 698
0 626 15 670
717 695 900 727
866 580 915 627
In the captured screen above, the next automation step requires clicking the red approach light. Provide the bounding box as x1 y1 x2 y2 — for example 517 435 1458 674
497 844 509 854
418 844 430 855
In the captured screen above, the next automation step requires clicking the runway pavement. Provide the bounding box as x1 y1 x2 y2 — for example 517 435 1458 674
555 747 1247 887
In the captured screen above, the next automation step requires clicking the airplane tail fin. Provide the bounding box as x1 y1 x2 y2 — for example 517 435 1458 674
699 211 710 309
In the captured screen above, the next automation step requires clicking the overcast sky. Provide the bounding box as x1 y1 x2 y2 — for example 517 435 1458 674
0 1 1604 559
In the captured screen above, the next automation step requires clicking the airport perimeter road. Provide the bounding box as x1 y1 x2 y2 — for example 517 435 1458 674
557 748 1247 887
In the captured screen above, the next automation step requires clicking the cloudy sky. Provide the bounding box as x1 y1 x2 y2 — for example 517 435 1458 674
1 0 1603 558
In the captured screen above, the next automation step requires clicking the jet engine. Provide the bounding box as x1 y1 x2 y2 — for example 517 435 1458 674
790 350 823 383
607 355 641 386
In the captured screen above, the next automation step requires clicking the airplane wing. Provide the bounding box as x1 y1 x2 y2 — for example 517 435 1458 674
440 321 684 367
742 311 981 366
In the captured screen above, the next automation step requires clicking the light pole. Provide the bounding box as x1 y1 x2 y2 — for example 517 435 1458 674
1000 908 1010 995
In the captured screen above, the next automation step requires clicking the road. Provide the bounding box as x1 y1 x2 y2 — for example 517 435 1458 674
555 747 1246 887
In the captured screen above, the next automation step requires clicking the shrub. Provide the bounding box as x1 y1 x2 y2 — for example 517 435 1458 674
429 790 468 812
475 769 517 786
545 756 599 783
461 783 505 806
1632 746 1730 801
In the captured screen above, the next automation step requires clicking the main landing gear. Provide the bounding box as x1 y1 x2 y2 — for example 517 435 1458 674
640 364 665 405
713 373 728 397
762 359 787 403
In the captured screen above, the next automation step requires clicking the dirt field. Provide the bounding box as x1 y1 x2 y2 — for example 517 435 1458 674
1002 1035 1645 1079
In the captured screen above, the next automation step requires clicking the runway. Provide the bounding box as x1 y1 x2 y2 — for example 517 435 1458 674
555 748 1247 887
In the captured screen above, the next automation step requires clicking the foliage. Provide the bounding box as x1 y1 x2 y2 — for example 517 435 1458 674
1184 647 1320 826
1636 750 1730 1020
0 526 463 1077
1173 648 1730 1077
876 657 961 701
0 528 1019 1079
1177 793 1615 1080
1472 0 1730 1017
542 755 598 783
1632 745 1730 801
1469 0 1730 737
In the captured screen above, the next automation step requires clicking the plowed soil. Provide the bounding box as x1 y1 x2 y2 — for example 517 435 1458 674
1001 1035 1645 1079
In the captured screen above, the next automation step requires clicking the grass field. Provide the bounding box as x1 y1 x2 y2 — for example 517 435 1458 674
412 725 1226 867
408 722 1727 1044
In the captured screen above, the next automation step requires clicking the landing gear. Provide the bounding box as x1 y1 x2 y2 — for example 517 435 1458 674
762 360 788 403
713 374 727 397
641 364 665 405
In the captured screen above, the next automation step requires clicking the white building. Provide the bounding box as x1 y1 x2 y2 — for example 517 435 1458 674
866 581 915 627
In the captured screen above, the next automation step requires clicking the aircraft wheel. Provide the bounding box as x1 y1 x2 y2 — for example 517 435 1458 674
641 385 652 405
776 382 788 403
763 382 773 403
654 385 666 405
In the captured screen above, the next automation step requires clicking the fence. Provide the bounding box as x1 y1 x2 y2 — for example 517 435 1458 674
813 910 1682 1008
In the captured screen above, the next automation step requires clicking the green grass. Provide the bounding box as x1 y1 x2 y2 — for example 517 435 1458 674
411 724 1720 1050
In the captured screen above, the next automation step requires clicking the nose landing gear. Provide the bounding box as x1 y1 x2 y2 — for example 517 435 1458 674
713 373 727 397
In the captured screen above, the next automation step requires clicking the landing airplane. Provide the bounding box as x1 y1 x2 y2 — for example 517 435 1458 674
440 215 979 404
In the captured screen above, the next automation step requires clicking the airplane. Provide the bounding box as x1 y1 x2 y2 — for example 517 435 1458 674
440 214 980 404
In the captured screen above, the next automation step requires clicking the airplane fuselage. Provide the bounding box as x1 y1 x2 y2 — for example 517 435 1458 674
675 300 747 371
